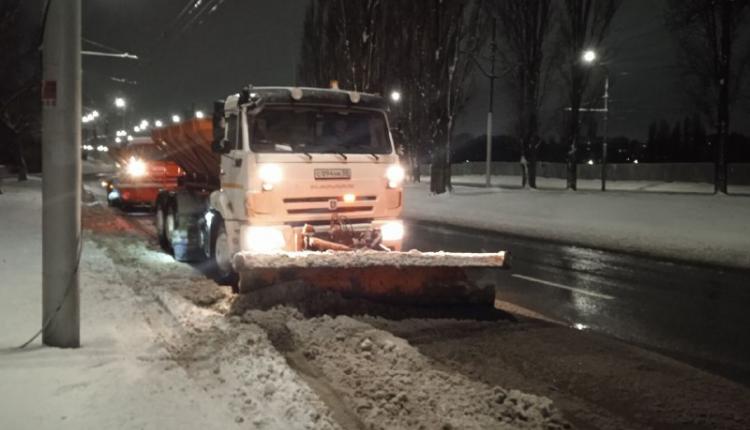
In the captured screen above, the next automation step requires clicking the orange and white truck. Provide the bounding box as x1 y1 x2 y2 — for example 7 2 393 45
107 137 181 210
147 86 507 305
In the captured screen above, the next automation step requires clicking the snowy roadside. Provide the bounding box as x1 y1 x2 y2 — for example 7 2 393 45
0 181 239 429
441 174 750 194
403 182 750 270
0 179 341 429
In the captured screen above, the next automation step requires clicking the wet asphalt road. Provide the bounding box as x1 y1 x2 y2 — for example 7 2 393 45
404 220 750 386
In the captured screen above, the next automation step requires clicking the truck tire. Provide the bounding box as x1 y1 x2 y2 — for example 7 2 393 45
155 198 173 253
210 220 238 291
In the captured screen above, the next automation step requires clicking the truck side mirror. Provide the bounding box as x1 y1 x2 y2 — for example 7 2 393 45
211 139 232 154
212 100 227 154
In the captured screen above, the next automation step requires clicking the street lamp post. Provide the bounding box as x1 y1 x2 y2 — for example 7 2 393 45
114 97 126 129
582 50 610 192
486 18 497 188
463 18 498 188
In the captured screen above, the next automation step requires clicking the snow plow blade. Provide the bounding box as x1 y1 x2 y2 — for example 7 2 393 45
233 251 510 306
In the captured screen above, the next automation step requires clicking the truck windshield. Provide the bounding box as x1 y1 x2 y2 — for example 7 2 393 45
251 108 392 154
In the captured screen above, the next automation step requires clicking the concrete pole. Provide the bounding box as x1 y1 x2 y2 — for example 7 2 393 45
42 0 81 347
601 74 609 192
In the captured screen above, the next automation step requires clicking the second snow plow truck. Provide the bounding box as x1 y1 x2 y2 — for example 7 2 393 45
151 86 509 306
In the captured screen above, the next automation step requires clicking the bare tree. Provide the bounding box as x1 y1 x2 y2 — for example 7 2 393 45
298 0 487 194
559 0 621 190
665 0 750 194
0 0 40 181
492 0 554 189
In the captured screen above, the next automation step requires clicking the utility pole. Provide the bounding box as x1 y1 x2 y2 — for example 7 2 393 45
42 0 81 347
486 17 497 188
716 0 731 194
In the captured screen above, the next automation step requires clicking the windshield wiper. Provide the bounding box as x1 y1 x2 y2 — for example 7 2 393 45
369 153 380 161
324 150 347 160
302 151 313 161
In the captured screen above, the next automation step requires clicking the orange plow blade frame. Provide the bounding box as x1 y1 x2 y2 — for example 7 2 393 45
233 251 510 306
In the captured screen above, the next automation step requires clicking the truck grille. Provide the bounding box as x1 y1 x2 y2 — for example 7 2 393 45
287 206 374 215
285 218 374 227
283 196 376 203
283 195 377 216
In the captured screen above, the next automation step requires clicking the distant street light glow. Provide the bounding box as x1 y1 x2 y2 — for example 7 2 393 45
390 91 402 103
134 126 141 132
139 119 149 129
115 137 122 144
114 97 126 109
172 114 181 123
127 135 134 142
582 50 597 64
195 110 205 119
587 159 595 165
154 120 163 128
92 110 100 118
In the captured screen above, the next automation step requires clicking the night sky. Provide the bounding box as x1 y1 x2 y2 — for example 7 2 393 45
28 0 739 140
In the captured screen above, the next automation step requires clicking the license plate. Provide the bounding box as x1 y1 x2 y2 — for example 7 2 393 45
314 168 351 180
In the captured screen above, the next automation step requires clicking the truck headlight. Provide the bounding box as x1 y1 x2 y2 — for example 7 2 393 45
244 227 286 252
381 221 404 242
258 164 282 191
126 158 146 177
386 165 405 188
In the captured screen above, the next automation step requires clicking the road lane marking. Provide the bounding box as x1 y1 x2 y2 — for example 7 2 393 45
511 274 615 300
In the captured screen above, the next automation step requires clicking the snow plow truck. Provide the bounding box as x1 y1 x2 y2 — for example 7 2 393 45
148 86 509 306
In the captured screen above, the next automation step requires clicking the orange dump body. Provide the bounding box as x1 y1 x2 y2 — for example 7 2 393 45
150 118 220 188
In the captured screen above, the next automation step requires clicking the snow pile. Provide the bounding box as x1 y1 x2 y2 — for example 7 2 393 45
244 308 568 430
404 183 750 269
234 249 508 269
159 295 341 430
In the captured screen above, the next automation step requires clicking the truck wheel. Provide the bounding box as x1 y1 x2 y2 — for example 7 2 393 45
164 203 176 252
156 201 172 252
210 221 238 290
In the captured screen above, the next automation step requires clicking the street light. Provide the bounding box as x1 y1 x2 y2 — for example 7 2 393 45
134 126 141 133
154 120 163 128
114 97 126 109
171 114 181 123
582 50 597 64
390 91 402 103
195 110 205 119
139 119 149 129
92 110 99 118
581 49 609 192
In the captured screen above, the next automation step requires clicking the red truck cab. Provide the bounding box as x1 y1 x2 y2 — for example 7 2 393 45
108 137 181 210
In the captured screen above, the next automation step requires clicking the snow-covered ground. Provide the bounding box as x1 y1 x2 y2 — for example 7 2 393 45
441 174 750 194
404 181 750 269
0 179 569 429
0 180 241 429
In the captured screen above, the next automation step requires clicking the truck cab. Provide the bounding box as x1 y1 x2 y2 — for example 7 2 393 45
213 87 404 264
154 87 405 283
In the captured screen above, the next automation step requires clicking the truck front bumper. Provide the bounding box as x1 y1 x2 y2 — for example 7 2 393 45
240 220 404 253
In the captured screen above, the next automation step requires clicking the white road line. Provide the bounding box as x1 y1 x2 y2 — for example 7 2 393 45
511 274 615 300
